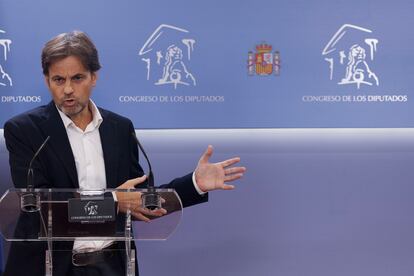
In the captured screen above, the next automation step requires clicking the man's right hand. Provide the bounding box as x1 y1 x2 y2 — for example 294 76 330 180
115 176 167 222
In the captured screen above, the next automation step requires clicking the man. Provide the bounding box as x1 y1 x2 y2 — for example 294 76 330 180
3 31 245 276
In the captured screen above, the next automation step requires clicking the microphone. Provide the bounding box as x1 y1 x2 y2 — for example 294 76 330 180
21 136 50 212
131 132 161 210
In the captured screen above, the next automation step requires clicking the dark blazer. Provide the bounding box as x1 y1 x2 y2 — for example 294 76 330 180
3 101 208 275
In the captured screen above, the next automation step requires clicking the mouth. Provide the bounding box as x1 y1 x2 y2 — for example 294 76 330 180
62 98 76 107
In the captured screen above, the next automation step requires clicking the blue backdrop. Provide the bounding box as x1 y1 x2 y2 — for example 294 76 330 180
0 0 413 128
1 1 414 275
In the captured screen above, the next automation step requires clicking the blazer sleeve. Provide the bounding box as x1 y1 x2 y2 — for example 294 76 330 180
128 121 145 180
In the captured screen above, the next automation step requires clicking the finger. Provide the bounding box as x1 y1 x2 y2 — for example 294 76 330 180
148 208 168 216
217 157 240 168
224 173 244 182
123 175 147 189
132 212 151 222
140 207 167 217
224 167 246 175
198 145 213 164
222 184 235 190
137 208 167 219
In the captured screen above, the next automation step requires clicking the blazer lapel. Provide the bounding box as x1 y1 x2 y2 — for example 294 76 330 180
39 102 79 188
99 112 119 189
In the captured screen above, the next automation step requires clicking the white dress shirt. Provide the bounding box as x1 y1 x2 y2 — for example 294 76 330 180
56 100 112 252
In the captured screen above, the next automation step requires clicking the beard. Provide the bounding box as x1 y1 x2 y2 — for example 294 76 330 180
58 98 88 119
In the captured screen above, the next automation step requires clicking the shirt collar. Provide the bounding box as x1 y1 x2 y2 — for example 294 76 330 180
56 99 103 130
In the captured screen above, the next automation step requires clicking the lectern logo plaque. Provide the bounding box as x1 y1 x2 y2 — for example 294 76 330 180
68 197 115 223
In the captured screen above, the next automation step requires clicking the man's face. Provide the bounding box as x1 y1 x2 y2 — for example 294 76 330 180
45 55 97 120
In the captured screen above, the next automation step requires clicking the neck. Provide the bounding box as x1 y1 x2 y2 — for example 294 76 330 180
71 105 92 131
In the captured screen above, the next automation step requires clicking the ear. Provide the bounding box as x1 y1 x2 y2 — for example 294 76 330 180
91 72 98 86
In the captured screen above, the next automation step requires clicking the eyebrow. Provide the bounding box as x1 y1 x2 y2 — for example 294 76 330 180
50 73 86 79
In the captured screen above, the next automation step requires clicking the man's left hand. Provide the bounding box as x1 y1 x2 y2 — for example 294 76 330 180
195 145 246 192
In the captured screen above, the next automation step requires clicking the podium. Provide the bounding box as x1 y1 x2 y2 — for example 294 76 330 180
0 188 183 276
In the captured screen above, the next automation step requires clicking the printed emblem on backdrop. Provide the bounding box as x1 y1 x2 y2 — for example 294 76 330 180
248 43 280 76
0 29 13 87
322 24 379 89
139 24 196 89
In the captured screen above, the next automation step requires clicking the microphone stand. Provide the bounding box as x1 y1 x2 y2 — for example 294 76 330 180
21 136 50 212
131 132 161 210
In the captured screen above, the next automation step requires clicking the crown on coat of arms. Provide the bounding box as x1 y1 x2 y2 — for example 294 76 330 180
256 44 272 53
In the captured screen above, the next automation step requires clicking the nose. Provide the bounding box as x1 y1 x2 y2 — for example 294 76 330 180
63 81 74 94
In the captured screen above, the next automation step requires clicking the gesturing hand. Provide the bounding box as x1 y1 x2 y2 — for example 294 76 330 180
194 145 246 192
